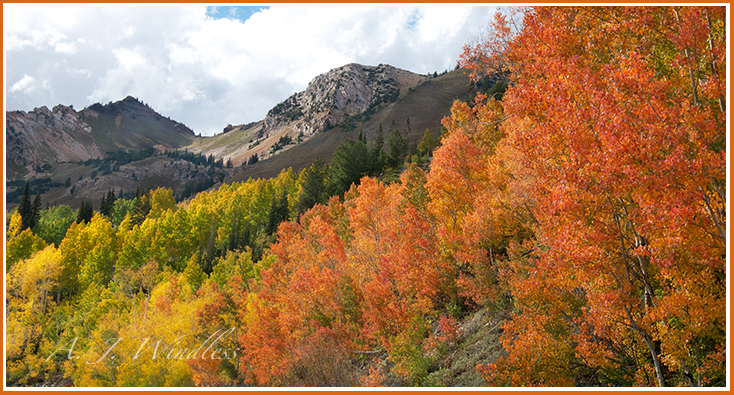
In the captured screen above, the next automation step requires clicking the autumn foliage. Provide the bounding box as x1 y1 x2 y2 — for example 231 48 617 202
5 6 725 387
464 6 726 387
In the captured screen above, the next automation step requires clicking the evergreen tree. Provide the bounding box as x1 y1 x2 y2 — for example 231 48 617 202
387 129 407 168
100 188 115 216
266 189 290 235
328 139 369 197
375 123 385 151
76 201 94 224
100 192 108 217
18 180 32 231
296 157 329 215
370 124 386 174
30 187 42 230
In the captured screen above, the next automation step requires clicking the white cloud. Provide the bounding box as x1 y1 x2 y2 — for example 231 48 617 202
113 47 147 70
55 42 77 54
121 25 136 38
4 4 497 135
10 74 37 93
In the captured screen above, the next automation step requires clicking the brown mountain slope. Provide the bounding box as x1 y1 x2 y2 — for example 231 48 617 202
228 68 471 181
188 63 433 167
5 96 195 180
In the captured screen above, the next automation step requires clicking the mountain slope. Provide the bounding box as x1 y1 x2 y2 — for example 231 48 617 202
81 96 195 151
188 63 431 166
228 68 471 181
6 105 102 172
5 96 195 179
5 65 472 210
263 63 428 137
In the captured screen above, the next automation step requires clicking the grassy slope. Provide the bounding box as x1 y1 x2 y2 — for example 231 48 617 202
422 310 505 387
362 68 472 144
228 69 471 182
186 122 262 154
80 99 195 153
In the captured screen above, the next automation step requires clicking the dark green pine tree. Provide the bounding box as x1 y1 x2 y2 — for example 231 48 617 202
328 139 369 197
100 188 116 216
370 124 386 175
18 180 32 231
76 201 94 224
100 192 108 217
387 129 407 168
374 123 385 151
296 157 329 215
266 189 290 235
30 187 42 230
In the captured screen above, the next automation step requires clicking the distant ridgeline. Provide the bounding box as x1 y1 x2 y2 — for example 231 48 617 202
6 64 477 210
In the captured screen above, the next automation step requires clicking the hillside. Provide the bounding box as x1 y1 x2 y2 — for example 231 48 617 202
188 63 433 167
5 97 206 210
6 96 195 179
5 65 472 210
80 96 195 151
228 67 471 181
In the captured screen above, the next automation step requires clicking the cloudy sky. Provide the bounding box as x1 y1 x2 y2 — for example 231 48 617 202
4 4 497 136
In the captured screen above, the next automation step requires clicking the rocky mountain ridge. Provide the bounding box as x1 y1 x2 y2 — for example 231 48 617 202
264 63 428 138
6 96 196 178
6 104 101 167
7 64 429 177
5 64 471 210
187 63 430 166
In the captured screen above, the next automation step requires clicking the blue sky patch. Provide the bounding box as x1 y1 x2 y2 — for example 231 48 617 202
406 9 421 30
206 6 270 23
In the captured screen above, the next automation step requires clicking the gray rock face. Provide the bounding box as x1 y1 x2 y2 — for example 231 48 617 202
263 63 427 138
6 96 196 178
6 105 102 168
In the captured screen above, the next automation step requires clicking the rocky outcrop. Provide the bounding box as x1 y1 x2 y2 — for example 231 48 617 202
6 96 196 178
188 63 430 166
6 105 102 168
263 63 428 138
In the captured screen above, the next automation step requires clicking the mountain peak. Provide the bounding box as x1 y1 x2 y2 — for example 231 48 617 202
6 96 195 178
263 63 428 138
